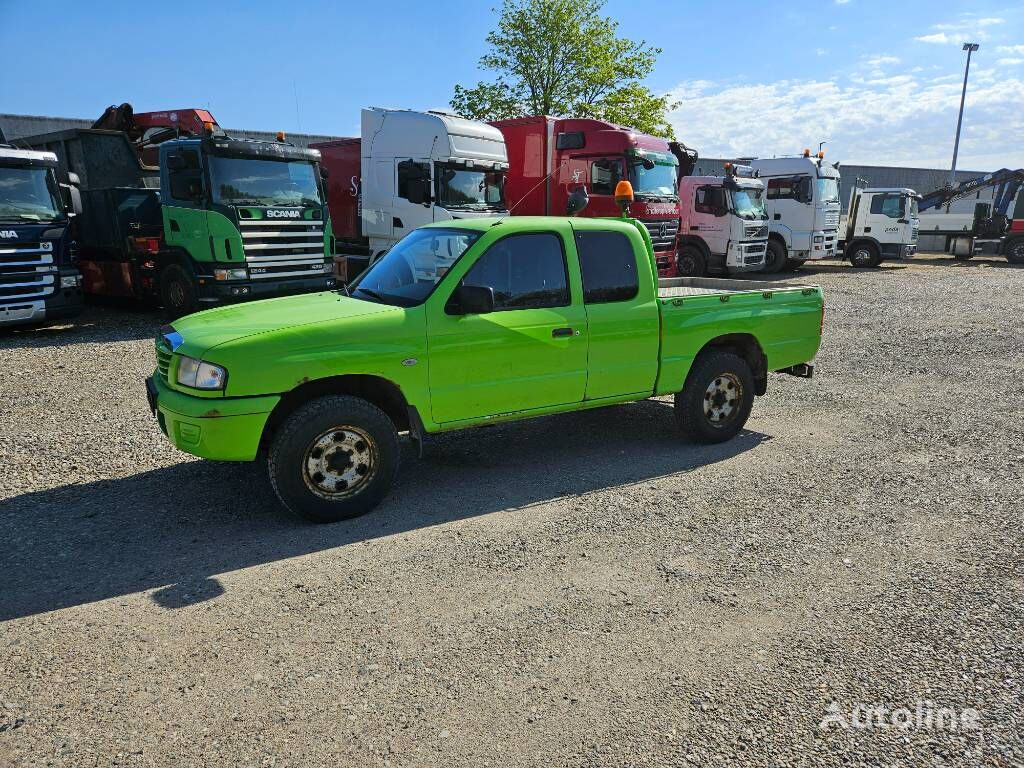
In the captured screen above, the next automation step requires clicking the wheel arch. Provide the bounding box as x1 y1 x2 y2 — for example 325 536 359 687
260 374 413 451
767 231 788 256
692 333 768 396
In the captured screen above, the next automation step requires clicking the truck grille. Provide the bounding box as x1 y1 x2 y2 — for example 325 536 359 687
824 211 840 228
742 242 766 265
744 224 768 239
238 218 327 279
642 219 680 252
155 342 172 383
0 242 55 302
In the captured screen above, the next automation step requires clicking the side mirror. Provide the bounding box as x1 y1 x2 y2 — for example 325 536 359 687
67 172 81 187
447 284 495 315
566 186 589 216
59 184 83 216
406 177 431 205
319 165 329 180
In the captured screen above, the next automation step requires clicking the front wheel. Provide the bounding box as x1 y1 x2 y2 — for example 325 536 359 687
848 242 881 268
1004 238 1024 264
268 395 400 523
674 351 755 443
159 264 198 319
676 245 707 277
785 258 807 271
762 240 788 273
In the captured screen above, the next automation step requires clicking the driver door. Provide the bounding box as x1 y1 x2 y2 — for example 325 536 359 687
425 226 588 424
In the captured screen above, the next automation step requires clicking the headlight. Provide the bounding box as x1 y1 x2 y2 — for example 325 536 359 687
322 262 333 272
39 241 54 252
813 235 824 243
177 356 227 390
60 275 81 288
214 268 248 281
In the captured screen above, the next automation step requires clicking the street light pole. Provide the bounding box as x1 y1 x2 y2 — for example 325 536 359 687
950 42 979 186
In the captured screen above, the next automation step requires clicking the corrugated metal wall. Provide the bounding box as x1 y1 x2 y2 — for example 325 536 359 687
0 113 342 149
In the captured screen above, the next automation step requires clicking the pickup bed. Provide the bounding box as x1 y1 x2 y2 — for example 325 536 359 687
147 214 823 522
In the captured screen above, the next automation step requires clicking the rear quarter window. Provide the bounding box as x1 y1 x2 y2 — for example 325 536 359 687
575 231 639 304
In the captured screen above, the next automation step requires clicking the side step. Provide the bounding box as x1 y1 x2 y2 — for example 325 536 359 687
778 363 815 378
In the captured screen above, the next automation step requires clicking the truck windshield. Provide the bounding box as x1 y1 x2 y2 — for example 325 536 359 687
351 227 482 307
435 164 505 211
208 157 322 207
731 187 766 220
628 153 678 199
815 177 840 203
0 167 64 221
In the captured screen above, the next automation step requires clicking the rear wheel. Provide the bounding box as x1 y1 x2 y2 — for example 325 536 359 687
1004 238 1024 264
762 240 788 273
848 242 881 268
676 245 708 277
674 351 755 444
159 264 198 320
268 395 400 523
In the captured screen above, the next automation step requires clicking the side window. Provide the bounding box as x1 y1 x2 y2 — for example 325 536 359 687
766 176 808 201
870 194 903 218
590 158 624 195
575 231 639 304
168 150 202 202
460 232 569 311
694 186 725 215
397 160 430 201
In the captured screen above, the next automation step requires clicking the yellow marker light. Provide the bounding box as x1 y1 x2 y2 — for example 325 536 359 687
817 150 825 159
803 148 811 157
614 180 634 203
276 131 286 142
203 121 214 134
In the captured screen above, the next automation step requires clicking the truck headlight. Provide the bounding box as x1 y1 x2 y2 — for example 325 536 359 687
813 235 824 243
60 275 81 288
177 356 227 390
214 268 248 281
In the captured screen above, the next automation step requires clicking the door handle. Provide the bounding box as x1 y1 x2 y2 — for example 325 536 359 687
551 327 574 338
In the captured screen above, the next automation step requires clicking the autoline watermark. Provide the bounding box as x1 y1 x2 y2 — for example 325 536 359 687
820 700 981 731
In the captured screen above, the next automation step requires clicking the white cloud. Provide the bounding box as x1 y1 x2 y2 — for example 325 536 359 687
834 0 851 5
977 17 1005 26
997 44 1024 54
816 48 828 56
863 55 901 67
999 57 1024 66
915 33 952 44
664 71 1024 169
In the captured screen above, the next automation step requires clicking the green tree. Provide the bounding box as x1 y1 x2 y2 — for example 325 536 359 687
452 0 678 138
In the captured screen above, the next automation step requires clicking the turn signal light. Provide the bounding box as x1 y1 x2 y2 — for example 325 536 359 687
276 131 286 142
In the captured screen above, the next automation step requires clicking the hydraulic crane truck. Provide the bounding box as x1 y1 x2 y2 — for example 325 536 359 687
22 104 335 318
917 168 1024 263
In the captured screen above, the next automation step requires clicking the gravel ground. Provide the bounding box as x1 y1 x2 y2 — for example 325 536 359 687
1 253 1022 767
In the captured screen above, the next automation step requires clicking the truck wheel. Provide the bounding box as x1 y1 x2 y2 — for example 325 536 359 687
674 351 755 444
848 243 881 268
1004 238 1024 264
160 264 198 319
676 245 707 277
762 240 787 273
785 258 806 271
268 395 400 523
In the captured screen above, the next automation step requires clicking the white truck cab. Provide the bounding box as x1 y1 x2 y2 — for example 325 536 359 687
839 185 919 267
360 108 509 255
749 152 841 272
675 164 768 276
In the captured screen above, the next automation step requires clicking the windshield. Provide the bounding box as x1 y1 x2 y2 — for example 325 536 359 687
815 177 840 204
908 196 919 218
0 167 64 221
628 152 678 199
436 164 505 211
208 156 322 207
351 227 482 307
731 187 766 220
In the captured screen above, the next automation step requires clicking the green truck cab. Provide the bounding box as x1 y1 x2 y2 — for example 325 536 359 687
146 213 823 522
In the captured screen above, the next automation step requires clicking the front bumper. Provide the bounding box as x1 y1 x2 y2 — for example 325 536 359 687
726 240 767 272
0 270 83 327
147 374 280 461
197 273 337 304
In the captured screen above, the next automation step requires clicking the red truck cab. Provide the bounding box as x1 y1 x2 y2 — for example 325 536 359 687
491 117 681 275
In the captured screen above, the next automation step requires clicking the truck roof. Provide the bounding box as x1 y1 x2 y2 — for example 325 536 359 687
862 187 918 195
363 108 508 166
421 215 643 234
750 155 840 178
682 175 764 189
0 145 59 166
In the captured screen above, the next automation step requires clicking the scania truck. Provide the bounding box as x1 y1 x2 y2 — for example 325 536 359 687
675 163 768 276
490 116 684 275
23 108 334 318
838 184 919 267
0 141 83 327
146 182 823 523
750 151 842 272
313 108 509 280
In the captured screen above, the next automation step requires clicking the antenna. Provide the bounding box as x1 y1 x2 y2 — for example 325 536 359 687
501 158 571 218
293 80 302 133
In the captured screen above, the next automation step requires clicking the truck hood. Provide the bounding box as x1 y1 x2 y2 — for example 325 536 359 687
169 291 399 358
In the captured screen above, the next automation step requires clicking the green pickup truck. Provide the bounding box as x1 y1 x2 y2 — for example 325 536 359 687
146 214 823 522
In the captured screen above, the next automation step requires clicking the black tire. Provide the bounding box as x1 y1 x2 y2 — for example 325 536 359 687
785 258 807 271
676 245 707 277
674 351 755 444
159 263 198 320
268 395 400 523
848 242 881 268
762 239 788 273
1004 238 1024 264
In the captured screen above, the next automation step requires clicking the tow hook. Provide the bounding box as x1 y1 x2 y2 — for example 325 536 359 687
780 363 815 378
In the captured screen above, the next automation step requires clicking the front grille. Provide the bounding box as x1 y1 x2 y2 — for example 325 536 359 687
744 224 768 239
155 343 171 383
238 217 327 279
0 246 54 302
642 218 680 252
742 242 766 265
824 211 840 228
